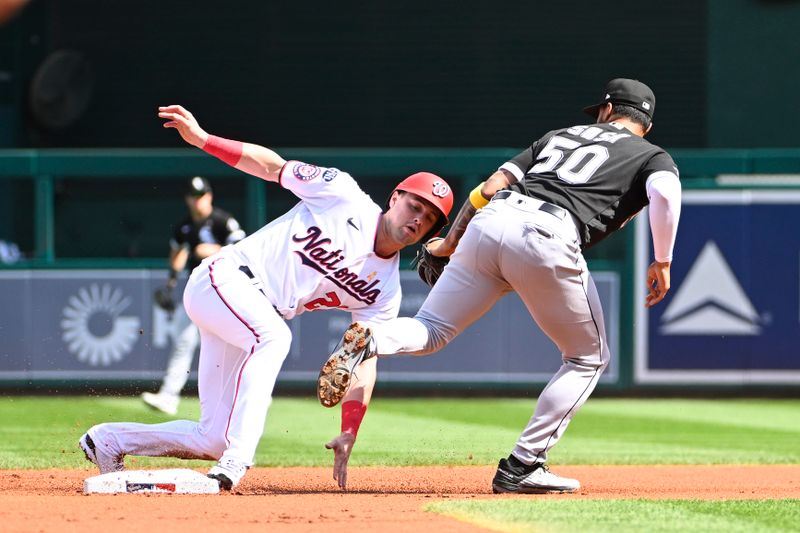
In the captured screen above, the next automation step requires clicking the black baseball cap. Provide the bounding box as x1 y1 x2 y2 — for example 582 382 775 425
583 78 656 119
185 176 212 196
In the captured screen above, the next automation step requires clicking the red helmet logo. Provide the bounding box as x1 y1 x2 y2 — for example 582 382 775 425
431 180 450 198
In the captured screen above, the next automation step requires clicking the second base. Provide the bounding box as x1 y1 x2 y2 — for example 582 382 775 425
84 468 220 494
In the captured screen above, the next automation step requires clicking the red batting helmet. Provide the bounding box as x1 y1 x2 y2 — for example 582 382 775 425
389 172 454 241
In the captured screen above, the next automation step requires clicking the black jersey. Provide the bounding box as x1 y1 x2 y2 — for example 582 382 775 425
504 122 678 249
171 208 245 270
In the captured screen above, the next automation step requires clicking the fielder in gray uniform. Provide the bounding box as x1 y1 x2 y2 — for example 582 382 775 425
319 78 682 493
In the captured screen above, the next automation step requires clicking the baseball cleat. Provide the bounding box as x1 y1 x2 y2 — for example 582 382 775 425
317 322 374 408
491 457 580 494
79 427 125 474
207 458 248 491
141 391 180 415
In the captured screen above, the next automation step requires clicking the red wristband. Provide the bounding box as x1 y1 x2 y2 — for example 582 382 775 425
341 401 367 437
203 135 243 167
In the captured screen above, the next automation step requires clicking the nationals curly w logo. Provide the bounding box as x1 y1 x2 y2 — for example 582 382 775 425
431 180 450 198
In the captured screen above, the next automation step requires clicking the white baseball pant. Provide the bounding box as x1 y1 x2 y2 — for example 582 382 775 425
157 308 199 397
91 254 290 465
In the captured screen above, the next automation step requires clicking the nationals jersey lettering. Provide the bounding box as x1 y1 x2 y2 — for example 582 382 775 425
502 122 679 249
292 226 346 270
228 161 401 323
292 226 382 305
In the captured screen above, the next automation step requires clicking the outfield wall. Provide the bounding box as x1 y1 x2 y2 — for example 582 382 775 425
7 1 800 150
2 149 800 392
635 189 800 386
0 270 619 389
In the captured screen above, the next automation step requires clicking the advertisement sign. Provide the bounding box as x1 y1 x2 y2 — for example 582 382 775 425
1 270 619 385
283 271 619 384
635 190 800 384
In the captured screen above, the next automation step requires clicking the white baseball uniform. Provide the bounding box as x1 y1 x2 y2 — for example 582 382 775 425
88 161 402 466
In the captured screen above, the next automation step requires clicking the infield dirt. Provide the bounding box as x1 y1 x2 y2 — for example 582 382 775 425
2 465 799 532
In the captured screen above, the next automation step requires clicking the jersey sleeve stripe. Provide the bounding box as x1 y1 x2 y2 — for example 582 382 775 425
278 160 295 189
645 170 679 189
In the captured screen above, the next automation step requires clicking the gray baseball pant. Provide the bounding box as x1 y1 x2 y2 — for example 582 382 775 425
373 191 611 463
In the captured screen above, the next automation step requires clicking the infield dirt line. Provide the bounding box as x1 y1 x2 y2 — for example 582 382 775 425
1 466 798 533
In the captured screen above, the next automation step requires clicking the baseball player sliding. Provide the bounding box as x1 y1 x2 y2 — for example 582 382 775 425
79 105 453 490
319 79 682 493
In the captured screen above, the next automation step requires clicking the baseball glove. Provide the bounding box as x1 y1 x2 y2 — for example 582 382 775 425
411 237 450 287
153 286 176 313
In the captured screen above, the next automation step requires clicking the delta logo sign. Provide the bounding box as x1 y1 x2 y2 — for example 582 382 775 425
641 192 800 382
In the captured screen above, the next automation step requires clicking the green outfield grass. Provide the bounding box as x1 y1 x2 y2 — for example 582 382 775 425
1 396 798 469
0 396 800 469
2 396 798 532
427 499 800 533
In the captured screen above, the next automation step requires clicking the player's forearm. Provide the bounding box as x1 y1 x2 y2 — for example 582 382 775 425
441 201 477 252
442 170 512 252
166 248 188 288
202 136 285 183
169 248 189 273
236 143 286 183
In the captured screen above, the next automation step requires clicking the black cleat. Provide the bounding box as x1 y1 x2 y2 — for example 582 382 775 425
207 473 234 491
491 456 580 494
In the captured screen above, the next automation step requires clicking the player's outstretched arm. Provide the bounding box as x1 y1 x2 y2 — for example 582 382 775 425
159 105 285 183
645 172 681 307
324 356 376 490
434 169 514 257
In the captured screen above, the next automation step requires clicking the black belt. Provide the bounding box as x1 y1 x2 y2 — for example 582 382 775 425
492 190 568 220
239 264 284 318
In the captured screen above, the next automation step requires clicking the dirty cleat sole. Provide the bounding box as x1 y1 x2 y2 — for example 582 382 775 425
317 323 373 408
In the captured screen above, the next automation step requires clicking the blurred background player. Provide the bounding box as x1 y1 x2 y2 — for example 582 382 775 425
143 176 245 415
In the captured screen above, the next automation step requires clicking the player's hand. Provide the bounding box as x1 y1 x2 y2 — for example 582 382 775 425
425 236 455 258
158 105 209 148
645 260 671 308
325 431 356 490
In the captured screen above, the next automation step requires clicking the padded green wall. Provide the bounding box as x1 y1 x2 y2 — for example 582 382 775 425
8 1 800 150
707 0 800 147
10 0 706 149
